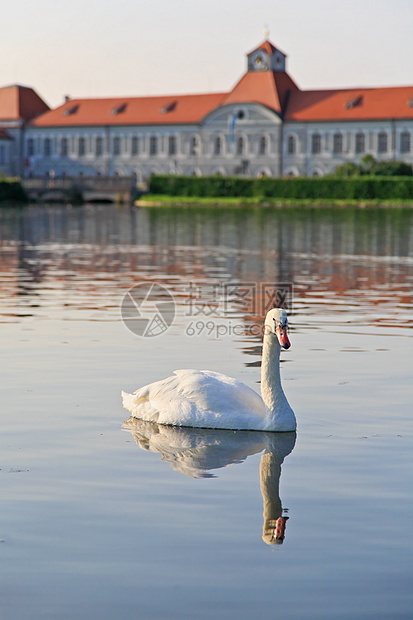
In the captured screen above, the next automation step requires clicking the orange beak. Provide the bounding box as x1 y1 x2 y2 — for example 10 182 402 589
276 326 291 349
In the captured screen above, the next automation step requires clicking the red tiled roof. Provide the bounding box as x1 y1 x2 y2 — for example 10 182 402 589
285 86 413 121
30 92 226 127
0 85 49 122
222 70 299 115
21 38 413 128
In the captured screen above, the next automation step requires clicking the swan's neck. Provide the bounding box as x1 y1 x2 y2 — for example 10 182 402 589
261 333 295 430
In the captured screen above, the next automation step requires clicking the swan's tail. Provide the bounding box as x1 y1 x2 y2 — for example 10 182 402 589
122 390 149 416
122 390 138 412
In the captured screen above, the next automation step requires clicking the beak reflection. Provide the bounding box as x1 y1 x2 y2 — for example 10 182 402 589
123 418 296 545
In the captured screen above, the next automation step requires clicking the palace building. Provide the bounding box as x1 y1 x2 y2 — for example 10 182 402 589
1 38 413 180
0 85 49 176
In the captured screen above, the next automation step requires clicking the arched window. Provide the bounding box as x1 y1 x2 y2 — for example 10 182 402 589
213 136 222 156
78 137 85 157
287 135 296 155
168 136 176 156
355 133 365 154
149 136 158 156
378 132 388 153
400 131 411 153
311 133 321 154
333 133 343 154
96 137 103 157
236 136 244 155
61 137 68 157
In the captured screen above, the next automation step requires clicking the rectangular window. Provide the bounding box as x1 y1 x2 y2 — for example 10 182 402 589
400 132 411 153
27 138 35 157
168 136 176 155
355 133 365 154
333 133 343 154
378 132 388 154
96 137 103 157
149 136 158 156
311 134 321 154
78 137 86 157
113 137 121 156
287 136 295 155
259 136 267 155
44 138 52 157
61 138 68 156
189 136 199 156
131 136 139 156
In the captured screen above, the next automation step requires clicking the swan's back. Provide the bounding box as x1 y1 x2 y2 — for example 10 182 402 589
122 369 268 431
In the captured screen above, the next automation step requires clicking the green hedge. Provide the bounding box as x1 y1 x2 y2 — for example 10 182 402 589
149 175 255 198
148 175 413 201
0 179 28 203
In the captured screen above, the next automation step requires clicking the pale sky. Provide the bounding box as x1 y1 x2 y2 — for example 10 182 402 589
3 0 413 108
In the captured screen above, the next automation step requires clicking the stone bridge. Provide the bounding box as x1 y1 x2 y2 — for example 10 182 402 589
22 176 136 204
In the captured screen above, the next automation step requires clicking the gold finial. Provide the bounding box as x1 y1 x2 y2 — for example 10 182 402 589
264 25 270 40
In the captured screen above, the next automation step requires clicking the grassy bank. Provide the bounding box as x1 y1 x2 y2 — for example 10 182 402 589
137 194 413 208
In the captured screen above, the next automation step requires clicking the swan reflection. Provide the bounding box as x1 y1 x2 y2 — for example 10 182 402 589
123 418 295 544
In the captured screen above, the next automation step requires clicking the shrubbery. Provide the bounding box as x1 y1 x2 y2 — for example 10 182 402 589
149 175 255 198
0 178 28 203
148 174 413 201
334 155 413 177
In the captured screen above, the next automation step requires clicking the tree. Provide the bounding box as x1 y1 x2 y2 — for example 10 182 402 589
334 162 359 177
359 155 376 175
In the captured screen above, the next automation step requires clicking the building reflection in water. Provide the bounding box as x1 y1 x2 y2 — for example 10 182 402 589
123 418 296 545
0 204 412 330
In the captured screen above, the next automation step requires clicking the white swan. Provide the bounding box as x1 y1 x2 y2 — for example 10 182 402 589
122 307 296 432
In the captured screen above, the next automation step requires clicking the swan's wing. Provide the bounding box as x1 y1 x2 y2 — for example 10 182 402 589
173 368 266 414
122 369 267 430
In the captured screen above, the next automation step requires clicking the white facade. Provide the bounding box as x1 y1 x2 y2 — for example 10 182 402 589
24 116 413 180
0 124 23 176
3 40 413 180
24 103 283 180
0 135 13 176
283 120 413 177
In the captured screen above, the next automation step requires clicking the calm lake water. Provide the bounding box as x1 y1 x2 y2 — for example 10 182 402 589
0 203 412 619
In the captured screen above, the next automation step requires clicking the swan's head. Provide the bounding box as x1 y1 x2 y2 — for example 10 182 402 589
265 308 291 349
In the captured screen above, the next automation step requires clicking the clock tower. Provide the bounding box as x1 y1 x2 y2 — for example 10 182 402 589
222 36 299 116
247 40 286 73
